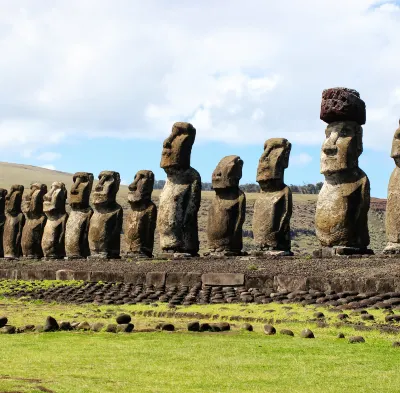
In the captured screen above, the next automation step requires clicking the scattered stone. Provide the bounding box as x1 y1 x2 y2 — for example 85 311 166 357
44 316 59 332
385 314 400 323
0 316 8 328
117 323 134 333
280 329 294 337
187 321 200 332
217 322 230 331
160 323 175 332
91 322 105 332
263 324 276 335
337 313 349 320
106 324 117 333
349 336 365 344
337 332 345 339
300 329 315 338
116 313 131 324
35 325 44 332
200 323 212 332
77 321 91 331
241 323 253 331
361 314 374 321
59 321 72 331
1 325 16 334
70 322 80 329
314 312 325 319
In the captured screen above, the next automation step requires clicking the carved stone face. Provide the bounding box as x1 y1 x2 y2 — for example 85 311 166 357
5 185 24 215
256 138 291 184
320 121 362 175
128 170 154 203
161 122 196 172
69 172 94 208
212 155 243 189
92 171 120 206
0 189 7 214
43 182 67 214
391 120 400 167
22 183 47 215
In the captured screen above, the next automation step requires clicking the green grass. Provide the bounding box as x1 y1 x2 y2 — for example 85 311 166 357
0 297 399 392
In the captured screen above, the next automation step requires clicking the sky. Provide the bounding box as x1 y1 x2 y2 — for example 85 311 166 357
0 1 400 197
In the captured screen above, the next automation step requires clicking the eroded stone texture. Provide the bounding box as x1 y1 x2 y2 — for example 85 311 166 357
89 171 123 259
21 183 47 259
207 155 245 255
124 170 157 258
3 185 25 259
0 189 7 257
253 138 292 254
316 88 371 255
384 121 400 254
65 172 94 259
320 87 366 125
42 182 68 259
158 122 201 256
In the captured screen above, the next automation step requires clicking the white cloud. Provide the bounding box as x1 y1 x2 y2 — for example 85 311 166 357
40 164 56 171
291 153 313 166
37 152 61 161
0 0 399 155
120 179 129 186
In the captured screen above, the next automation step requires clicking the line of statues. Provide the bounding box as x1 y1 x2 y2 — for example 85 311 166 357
0 87 398 260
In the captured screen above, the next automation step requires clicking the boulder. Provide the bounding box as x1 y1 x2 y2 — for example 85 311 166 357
187 321 200 332
280 329 294 337
59 321 72 331
300 329 315 338
263 324 276 335
0 316 8 328
91 322 105 332
77 321 91 331
116 313 131 325
161 323 175 332
241 323 253 331
1 325 16 334
117 323 134 333
349 336 365 344
44 316 59 332
106 324 117 333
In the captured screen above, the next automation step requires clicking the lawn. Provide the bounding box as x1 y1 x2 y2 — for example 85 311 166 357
0 296 399 393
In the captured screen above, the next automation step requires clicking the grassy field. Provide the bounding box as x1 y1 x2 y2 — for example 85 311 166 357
0 292 399 393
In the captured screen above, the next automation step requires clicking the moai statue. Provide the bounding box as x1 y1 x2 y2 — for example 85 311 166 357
384 121 400 254
88 171 123 259
65 172 94 259
3 185 25 259
124 170 157 258
158 122 201 257
207 155 246 256
252 139 293 256
21 183 47 259
42 182 68 259
315 87 372 256
0 189 7 258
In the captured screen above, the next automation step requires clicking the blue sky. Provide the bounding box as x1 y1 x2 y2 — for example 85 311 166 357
0 1 399 198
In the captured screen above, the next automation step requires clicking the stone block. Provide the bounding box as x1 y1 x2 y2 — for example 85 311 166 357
202 273 244 286
146 272 166 287
307 276 329 292
56 270 75 280
73 271 91 281
90 271 125 283
166 272 202 287
245 274 274 290
124 272 146 284
20 270 56 280
274 275 308 292
0 269 17 279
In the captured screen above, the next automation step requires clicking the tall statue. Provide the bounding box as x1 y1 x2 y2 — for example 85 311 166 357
0 189 7 258
124 170 157 258
252 139 293 255
89 171 123 259
158 122 201 257
207 155 245 255
3 185 25 259
65 172 94 259
384 121 400 254
315 87 372 256
21 183 47 259
42 182 68 259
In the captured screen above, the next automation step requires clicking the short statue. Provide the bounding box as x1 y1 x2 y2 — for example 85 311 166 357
315 87 371 256
42 182 68 259
384 121 400 254
21 183 47 259
252 138 293 255
65 172 94 259
88 171 123 259
3 185 25 259
124 170 157 258
0 189 7 257
158 122 201 257
207 155 246 255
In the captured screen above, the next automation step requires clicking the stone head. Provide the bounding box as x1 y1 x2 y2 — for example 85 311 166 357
212 155 243 189
391 120 400 167
69 172 94 209
256 138 291 185
22 183 47 215
320 121 362 175
0 189 7 214
43 182 67 214
92 171 120 206
161 122 196 173
128 170 154 204
5 185 24 215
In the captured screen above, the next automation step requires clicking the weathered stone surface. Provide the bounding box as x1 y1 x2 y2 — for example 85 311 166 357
124 170 157 258
77 321 91 331
263 324 276 335
59 321 72 331
202 273 244 286
300 328 315 338
42 182 68 259
66 172 94 259
320 87 366 125
280 329 294 337
1 325 16 334
316 94 371 254
166 272 202 287
253 139 292 252
349 336 365 344
207 155 245 255
89 171 123 259
245 274 274 290
0 316 7 328
274 275 308 292
44 316 59 332
117 323 134 333
56 269 75 280
146 272 166 287
3 185 25 259
158 122 201 256
116 313 131 324
187 321 200 332
21 183 47 259
91 322 105 332
241 323 253 331
105 324 117 333
0 189 7 258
